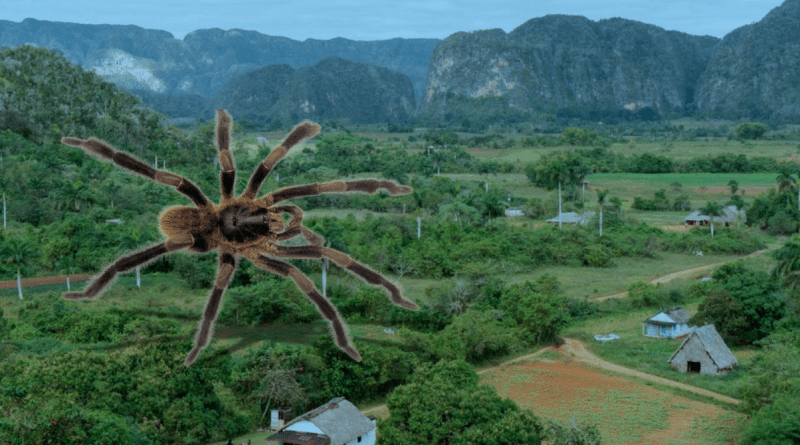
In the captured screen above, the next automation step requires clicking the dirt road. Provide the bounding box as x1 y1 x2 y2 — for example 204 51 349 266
359 337 739 419
594 247 774 302
556 338 741 405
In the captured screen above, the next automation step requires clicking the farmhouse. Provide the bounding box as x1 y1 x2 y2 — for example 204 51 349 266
267 397 376 445
642 307 692 339
668 324 738 375
684 205 744 227
547 211 595 225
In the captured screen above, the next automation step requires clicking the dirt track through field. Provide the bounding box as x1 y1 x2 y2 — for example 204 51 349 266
556 339 740 405
359 337 739 420
593 247 773 302
360 248 764 418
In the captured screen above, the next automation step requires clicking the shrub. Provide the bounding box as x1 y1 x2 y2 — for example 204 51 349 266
734 122 768 140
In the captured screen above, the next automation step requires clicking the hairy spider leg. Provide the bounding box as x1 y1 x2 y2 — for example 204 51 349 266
214 110 236 201
61 137 212 209
261 179 412 207
241 121 322 200
268 205 325 245
246 252 361 361
63 235 194 300
185 250 237 366
269 244 418 311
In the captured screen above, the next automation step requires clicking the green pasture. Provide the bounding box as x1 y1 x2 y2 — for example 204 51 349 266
437 171 777 215
467 139 800 165
524 252 754 300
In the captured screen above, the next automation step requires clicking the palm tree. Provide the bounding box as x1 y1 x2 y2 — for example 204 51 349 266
776 166 797 193
1 237 37 299
547 161 571 230
52 180 95 212
596 188 609 237
700 201 723 237
775 165 800 209
772 235 800 291
727 179 739 196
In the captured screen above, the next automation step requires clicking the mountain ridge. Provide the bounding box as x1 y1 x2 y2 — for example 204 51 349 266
2 2 799 124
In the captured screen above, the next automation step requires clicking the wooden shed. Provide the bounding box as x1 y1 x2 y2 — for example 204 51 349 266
668 325 738 375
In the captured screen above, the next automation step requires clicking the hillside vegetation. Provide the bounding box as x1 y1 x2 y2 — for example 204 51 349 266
1 46 799 445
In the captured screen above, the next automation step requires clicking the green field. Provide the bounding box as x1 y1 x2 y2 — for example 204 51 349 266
467 139 800 165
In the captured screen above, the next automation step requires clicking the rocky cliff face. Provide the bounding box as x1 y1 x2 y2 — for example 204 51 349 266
420 15 719 118
0 18 437 119
695 0 800 122
213 57 415 124
183 29 438 101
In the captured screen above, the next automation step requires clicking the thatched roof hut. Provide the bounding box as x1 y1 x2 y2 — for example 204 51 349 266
684 205 744 227
668 325 738 375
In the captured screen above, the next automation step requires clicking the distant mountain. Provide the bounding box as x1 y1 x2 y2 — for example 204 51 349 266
695 0 800 122
419 15 719 120
0 18 438 120
183 28 438 102
213 57 416 125
4 1 800 124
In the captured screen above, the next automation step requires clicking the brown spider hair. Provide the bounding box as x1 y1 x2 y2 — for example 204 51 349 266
61 110 418 365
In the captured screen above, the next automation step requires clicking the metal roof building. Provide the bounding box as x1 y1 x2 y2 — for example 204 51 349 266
268 398 376 445
643 307 693 339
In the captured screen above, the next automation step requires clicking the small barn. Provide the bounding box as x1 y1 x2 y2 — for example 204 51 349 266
668 324 738 375
267 397 376 445
642 307 692 339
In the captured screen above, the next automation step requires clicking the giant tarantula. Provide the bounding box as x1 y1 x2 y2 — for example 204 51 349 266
61 110 418 366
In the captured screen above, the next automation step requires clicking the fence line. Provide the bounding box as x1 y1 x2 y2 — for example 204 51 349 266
0 274 93 290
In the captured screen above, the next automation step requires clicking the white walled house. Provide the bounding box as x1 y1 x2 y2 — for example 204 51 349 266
267 398 375 445
642 307 692 339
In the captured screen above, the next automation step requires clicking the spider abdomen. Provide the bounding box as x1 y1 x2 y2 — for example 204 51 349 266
159 206 217 252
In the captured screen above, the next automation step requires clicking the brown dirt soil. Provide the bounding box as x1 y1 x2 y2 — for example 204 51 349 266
662 224 692 232
0 274 92 290
481 340 743 444
361 339 742 445
692 185 770 196
557 339 740 405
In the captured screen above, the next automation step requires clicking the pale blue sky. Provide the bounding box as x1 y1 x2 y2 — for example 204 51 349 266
3 0 785 41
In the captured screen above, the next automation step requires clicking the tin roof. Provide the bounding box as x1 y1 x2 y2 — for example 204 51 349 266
281 398 374 445
645 307 692 325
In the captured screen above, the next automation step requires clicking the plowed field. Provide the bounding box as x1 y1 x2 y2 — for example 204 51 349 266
481 345 745 445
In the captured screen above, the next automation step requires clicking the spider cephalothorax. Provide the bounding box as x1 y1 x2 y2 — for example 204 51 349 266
61 110 418 365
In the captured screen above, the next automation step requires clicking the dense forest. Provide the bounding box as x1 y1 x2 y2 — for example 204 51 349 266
1 46 799 444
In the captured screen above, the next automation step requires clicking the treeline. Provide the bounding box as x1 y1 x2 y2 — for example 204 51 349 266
0 207 766 282
565 146 781 174
0 270 600 444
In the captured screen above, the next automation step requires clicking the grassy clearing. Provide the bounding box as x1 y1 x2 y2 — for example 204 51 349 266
511 252 748 300
563 302 755 399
